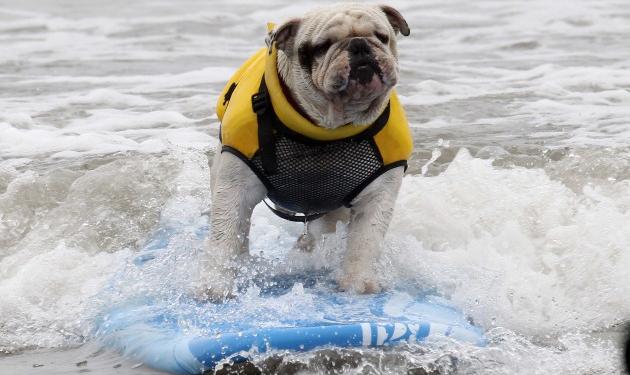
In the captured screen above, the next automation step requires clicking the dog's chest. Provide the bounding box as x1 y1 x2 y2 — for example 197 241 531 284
250 133 382 215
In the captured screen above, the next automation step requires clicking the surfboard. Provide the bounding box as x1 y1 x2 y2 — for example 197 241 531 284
95 222 485 375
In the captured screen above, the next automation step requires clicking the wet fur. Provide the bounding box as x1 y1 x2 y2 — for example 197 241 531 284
194 3 409 301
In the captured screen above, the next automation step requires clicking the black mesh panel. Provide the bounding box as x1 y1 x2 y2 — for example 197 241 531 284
250 134 382 215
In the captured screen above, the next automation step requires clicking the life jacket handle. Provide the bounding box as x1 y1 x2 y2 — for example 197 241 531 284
252 78 278 175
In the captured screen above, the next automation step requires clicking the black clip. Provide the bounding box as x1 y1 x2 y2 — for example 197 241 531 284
252 92 268 114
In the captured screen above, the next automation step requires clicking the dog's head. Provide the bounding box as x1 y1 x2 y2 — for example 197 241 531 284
271 4 410 129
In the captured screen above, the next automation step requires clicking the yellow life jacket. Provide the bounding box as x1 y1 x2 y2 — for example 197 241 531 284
216 43 413 221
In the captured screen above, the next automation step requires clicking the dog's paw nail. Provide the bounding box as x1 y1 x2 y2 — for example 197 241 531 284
191 274 236 304
337 276 382 294
362 280 382 294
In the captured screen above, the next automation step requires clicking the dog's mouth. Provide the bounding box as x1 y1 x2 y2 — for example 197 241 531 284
330 60 388 100
349 57 383 85
326 42 395 102
311 40 397 126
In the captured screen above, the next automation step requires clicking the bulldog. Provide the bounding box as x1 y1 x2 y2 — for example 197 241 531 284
195 3 411 301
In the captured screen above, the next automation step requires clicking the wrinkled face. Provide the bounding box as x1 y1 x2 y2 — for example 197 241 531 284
298 11 398 109
274 4 409 128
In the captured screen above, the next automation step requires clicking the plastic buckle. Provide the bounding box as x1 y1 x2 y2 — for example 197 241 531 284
252 92 267 114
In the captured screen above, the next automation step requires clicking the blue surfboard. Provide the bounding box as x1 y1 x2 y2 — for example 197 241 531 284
95 220 485 375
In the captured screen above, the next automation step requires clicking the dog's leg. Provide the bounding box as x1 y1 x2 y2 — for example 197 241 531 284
194 151 266 301
338 167 404 293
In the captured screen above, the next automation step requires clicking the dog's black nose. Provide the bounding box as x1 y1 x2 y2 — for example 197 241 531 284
348 38 371 57
348 38 380 84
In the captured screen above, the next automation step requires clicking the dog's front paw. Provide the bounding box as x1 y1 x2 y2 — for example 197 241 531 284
337 273 382 294
191 265 236 303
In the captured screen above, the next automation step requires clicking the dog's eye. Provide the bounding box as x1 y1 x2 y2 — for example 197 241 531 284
312 39 332 56
375 32 389 44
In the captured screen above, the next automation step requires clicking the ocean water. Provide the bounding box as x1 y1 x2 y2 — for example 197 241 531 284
1 0 629 374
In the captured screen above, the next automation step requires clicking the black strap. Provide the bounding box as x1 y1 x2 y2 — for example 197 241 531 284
252 78 277 174
342 160 408 208
250 76 400 221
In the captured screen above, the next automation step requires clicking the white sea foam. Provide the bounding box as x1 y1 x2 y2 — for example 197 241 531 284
390 150 630 336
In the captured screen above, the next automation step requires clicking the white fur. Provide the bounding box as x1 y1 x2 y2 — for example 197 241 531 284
338 167 403 293
195 149 404 300
194 3 408 300
276 4 401 128
193 151 266 301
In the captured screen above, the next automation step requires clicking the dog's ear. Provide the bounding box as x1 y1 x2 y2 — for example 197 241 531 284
379 5 410 36
270 18 302 51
